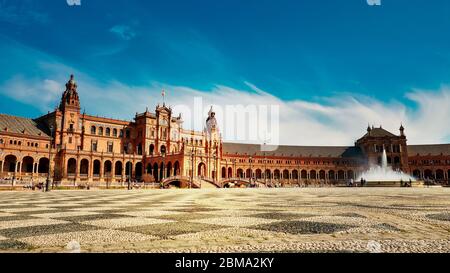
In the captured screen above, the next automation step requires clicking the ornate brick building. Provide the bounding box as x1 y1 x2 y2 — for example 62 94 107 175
0 75 449 188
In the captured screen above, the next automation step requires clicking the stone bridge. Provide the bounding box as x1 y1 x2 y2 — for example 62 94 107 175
161 176 221 189
220 178 259 188
161 176 267 189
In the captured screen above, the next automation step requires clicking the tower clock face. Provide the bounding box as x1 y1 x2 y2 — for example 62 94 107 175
160 118 168 126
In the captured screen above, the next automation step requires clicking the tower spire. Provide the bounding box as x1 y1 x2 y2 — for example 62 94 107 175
59 74 80 112
161 89 166 106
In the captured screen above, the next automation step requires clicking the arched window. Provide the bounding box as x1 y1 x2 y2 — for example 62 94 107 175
319 170 326 180
237 169 244 178
91 126 96 135
424 169 433 179
80 159 89 176
274 170 281 179
436 169 444 180
301 170 308 179
149 144 155 155
283 170 289 180
98 127 104 136
93 160 101 176
310 170 317 180
67 158 76 175
105 128 111 136
113 129 118 137
104 161 112 177
338 170 345 180
329 170 335 180
292 170 298 180
115 161 123 176
256 169 262 179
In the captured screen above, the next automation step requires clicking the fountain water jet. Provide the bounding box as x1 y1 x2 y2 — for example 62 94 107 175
357 147 417 185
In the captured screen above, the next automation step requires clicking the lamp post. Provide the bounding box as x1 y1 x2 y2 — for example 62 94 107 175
264 155 267 186
189 147 196 189
128 152 132 190
190 150 193 189
0 149 3 183
161 149 166 189
249 156 253 185
45 125 54 192
213 154 216 183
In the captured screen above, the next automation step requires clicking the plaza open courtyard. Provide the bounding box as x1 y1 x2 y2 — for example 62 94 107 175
0 188 449 253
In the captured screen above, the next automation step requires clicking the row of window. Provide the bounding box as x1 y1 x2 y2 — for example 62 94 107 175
90 126 124 138
84 140 174 156
89 125 183 143
410 159 450 166
1 139 38 148
91 141 114 153
374 144 401 153
26 142 40 148
90 125 174 141
378 156 401 165
228 158 356 166
182 138 204 146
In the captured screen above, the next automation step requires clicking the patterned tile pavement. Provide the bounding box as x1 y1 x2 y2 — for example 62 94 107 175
0 188 449 253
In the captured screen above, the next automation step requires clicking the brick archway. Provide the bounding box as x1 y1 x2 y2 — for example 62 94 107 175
22 156 34 173
80 159 89 176
38 158 50 174
4 155 17 173
115 161 123 176
67 158 77 176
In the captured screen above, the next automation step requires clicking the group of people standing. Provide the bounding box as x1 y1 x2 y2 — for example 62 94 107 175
348 178 367 187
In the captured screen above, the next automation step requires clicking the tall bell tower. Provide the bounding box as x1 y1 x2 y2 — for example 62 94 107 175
205 106 221 180
59 74 81 113
57 75 82 150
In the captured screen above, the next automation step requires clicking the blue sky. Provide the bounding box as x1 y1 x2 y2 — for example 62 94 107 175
1 0 450 145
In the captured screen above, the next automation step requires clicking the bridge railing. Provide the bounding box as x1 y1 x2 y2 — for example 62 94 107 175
161 176 203 188
161 175 190 184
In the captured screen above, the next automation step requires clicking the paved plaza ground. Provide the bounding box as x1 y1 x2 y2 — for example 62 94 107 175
0 188 449 253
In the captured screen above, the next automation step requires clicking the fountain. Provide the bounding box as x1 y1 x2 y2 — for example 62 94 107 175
357 147 423 187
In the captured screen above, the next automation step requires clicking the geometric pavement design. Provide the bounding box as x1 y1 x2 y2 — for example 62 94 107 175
0 188 449 253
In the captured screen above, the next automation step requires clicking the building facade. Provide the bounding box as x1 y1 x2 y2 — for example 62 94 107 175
1 75 449 187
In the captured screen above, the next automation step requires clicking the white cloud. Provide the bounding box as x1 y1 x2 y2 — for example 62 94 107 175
1 65 449 146
0 38 448 146
404 88 450 143
0 76 62 112
109 24 136 41
0 1 49 26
